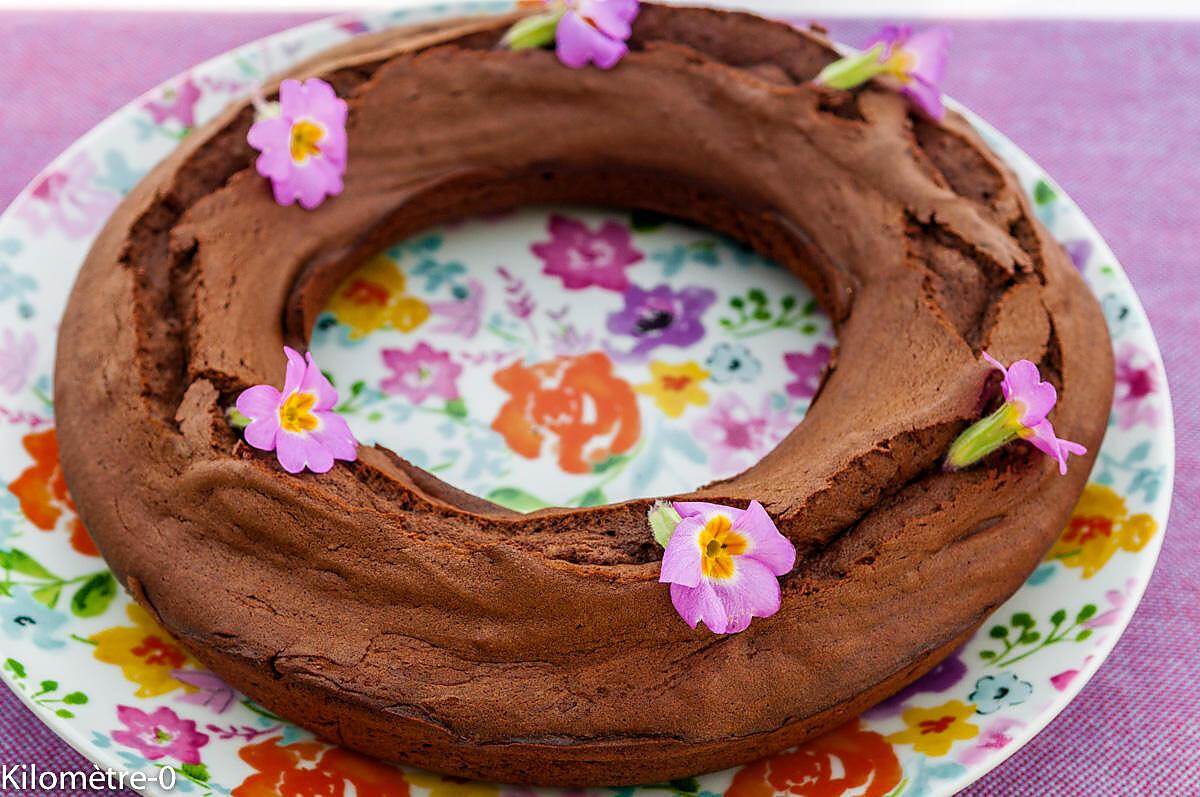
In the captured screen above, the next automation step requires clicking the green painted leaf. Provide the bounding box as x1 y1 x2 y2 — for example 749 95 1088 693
39 680 58 693
5 549 56 580
70 572 117 618
30 584 62 609
1011 612 1035 628
989 625 1008 639
1076 629 1093 642
780 295 797 311
1020 631 1041 644
501 11 561 51
180 763 210 783
979 650 996 660
1050 609 1068 626
54 709 74 719
1034 179 1057 206
729 297 745 310
486 487 550 513
1076 604 1097 623
444 398 468 419
747 288 767 305
4 658 25 679
63 692 88 705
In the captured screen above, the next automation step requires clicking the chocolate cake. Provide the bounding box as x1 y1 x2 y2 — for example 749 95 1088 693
53 4 1114 786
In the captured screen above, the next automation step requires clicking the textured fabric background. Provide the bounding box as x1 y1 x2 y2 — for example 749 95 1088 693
0 10 1195 796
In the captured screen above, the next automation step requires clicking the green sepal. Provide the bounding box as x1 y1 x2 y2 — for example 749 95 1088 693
815 44 887 90
945 403 1022 471
501 11 563 51
648 500 683 548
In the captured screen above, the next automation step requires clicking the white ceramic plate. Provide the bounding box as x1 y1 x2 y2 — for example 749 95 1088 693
0 4 1173 795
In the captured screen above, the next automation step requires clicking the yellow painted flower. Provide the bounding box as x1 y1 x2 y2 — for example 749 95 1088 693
90 604 197 697
635 360 709 418
327 254 430 340
404 769 499 797
1047 483 1157 578
886 699 979 756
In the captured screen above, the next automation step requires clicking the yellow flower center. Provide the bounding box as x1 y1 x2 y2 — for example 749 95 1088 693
884 49 916 82
279 391 318 433
289 119 325 163
698 514 747 580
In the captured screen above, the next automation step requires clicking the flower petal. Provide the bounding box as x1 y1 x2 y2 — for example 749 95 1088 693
734 500 796 576
301 352 339 410
582 0 638 39
236 384 281 422
243 416 280 453
671 558 782 634
275 430 333 474
670 580 723 631
556 11 627 70
1024 420 1086 475
672 501 744 523
902 76 945 120
1004 359 1057 427
312 411 359 463
660 516 705 588
904 26 951 86
282 346 307 396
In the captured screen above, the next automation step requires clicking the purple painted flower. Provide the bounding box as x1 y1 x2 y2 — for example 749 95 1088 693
1063 239 1093 272
172 669 236 714
0 329 36 395
380 342 462 404
112 705 209 765
956 717 1023 767
657 500 795 634
691 393 795 476
1114 342 1160 430
247 78 348 210
607 284 715 359
143 76 202 129
556 0 639 70
16 151 119 239
236 347 358 474
783 344 831 400
532 214 642 291
427 279 485 338
946 352 1086 475
817 25 951 119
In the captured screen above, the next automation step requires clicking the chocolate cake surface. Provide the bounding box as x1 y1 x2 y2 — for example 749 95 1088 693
54 4 1114 786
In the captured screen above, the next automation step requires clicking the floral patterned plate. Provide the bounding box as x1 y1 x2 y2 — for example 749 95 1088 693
0 3 1173 796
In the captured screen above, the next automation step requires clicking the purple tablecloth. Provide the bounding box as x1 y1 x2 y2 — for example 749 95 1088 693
0 10 1196 796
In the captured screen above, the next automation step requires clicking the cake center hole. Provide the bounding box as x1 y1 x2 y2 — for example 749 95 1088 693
309 205 833 511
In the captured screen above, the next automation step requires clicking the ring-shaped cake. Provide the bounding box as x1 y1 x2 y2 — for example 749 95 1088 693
54 4 1113 786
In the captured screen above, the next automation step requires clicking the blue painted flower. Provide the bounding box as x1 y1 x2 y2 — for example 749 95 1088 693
705 342 761 384
969 671 1033 714
0 587 67 650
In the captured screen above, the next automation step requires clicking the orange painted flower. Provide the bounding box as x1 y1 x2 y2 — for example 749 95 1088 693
1046 483 1157 578
726 719 902 797
8 428 97 556
327 253 430 339
491 352 640 473
886 699 979 756
233 737 410 797
90 604 197 697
